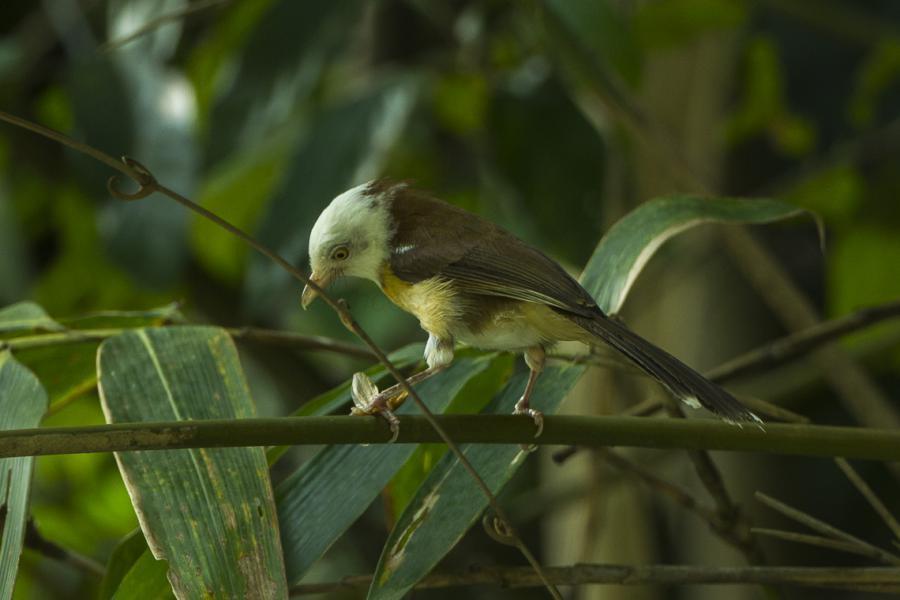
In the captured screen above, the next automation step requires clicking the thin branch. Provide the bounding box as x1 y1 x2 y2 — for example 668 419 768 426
100 0 230 52
707 300 900 384
24 520 105 577
3 326 376 359
755 492 900 566
0 110 559 597
2 416 900 460
597 449 721 528
835 458 900 543
751 528 898 563
288 563 900 595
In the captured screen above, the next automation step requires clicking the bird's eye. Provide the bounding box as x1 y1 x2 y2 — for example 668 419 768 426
331 245 350 261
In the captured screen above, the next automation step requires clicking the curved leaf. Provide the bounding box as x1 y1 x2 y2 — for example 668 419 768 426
97 326 286 599
581 196 816 314
276 351 497 585
368 365 584 600
0 350 49 600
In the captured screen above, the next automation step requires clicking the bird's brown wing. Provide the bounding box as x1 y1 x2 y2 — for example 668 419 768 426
388 188 598 317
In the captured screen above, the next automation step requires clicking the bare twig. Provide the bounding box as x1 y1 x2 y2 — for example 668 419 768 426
24 520 105 577
0 110 559 598
755 491 900 566
751 528 897 562
4 326 376 359
707 300 900 384
835 458 900 544
288 563 900 595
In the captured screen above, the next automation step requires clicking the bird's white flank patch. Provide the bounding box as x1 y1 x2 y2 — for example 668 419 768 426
392 244 415 255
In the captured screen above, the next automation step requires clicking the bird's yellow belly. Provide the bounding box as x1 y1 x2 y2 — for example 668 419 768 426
379 269 460 340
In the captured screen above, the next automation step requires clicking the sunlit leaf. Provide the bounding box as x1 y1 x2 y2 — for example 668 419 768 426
98 327 287 598
0 350 49 600
276 352 494 585
581 195 815 315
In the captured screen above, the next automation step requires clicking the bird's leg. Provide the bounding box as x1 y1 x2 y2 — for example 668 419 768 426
349 334 454 441
514 345 545 438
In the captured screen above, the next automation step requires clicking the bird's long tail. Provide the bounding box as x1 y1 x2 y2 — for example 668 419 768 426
568 312 762 425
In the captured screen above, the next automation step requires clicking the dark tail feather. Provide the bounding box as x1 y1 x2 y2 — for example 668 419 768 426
569 313 762 426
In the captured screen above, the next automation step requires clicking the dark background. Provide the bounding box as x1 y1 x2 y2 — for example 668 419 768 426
2 1 899 598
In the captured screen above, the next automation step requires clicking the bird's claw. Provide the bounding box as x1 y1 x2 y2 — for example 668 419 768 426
513 399 543 452
350 372 401 443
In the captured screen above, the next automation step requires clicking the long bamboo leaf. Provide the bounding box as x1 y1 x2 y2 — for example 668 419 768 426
0 351 48 600
277 351 497 584
97 326 287 599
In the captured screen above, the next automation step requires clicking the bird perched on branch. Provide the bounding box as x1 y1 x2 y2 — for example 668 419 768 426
302 180 761 437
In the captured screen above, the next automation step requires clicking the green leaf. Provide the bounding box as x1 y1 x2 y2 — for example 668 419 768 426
0 302 64 336
11 305 180 412
276 352 493 585
386 354 512 521
99 528 151 600
97 327 287 599
0 350 49 600
581 195 815 315
368 366 584 600
111 550 173 600
543 0 642 84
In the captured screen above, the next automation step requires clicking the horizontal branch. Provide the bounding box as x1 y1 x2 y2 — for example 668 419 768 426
289 564 900 595
2 416 900 460
4 326 376 359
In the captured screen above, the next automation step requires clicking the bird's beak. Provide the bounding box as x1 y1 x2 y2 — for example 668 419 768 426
301 271 333 309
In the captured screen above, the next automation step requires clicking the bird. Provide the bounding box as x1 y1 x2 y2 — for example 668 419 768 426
301 179 761 436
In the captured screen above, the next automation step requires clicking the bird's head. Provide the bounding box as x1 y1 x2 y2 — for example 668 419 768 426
301 181 395 308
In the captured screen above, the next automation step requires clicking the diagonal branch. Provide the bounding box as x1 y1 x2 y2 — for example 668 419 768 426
0 110 559 598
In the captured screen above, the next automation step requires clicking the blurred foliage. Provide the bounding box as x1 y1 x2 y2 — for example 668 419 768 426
1 0 899 598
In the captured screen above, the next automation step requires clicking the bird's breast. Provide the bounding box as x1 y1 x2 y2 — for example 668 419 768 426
379 267 460 339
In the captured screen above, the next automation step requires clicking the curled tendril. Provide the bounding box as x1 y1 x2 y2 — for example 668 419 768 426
106 156 158 201
482 512 517 547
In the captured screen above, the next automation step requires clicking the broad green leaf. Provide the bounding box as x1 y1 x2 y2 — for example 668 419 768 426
580 195 815 315
112 550 173 600
99 528 152 600
276 352 494 584
368 366 584 600
98 327 287 599
0 302 63 335
0 350 49 600
386 353 513 522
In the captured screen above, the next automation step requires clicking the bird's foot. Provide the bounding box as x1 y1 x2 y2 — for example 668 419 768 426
513 397 543 452
350 372 402 443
